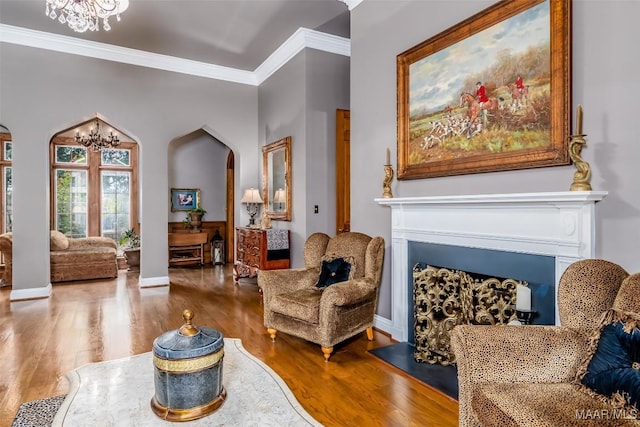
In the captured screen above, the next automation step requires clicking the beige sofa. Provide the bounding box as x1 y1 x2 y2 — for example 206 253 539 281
0 230 118 285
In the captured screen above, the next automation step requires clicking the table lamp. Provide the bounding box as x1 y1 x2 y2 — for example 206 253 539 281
241 188 263 227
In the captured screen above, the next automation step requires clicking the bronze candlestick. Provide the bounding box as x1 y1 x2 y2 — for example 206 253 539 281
569 105 592 191
382 148 394 198
382 164 394 198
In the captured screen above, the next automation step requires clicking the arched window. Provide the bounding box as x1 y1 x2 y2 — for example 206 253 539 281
49 123 138 240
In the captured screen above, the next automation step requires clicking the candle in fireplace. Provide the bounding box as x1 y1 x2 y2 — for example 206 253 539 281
516 284 532 312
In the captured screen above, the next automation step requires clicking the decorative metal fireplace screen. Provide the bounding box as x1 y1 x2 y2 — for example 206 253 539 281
413 264 526 365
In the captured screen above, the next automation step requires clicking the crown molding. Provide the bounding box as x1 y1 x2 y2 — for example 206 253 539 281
337 0 363 11
0 23 350 87
0 24 257 85
254 28 350 85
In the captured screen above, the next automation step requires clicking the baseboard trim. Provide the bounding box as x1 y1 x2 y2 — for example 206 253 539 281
138 276 170 288
10 283 53 301
373 314 394 336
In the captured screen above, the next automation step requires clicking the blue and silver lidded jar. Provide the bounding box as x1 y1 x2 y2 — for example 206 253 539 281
151 309 226 422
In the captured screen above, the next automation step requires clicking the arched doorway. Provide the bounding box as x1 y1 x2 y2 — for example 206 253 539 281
168 129 235 265
0 126 12 235
0 125 12 287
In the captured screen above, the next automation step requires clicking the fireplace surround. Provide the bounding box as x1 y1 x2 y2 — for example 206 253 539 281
376 191 607 342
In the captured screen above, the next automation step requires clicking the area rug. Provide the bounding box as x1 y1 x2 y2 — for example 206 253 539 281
368 342 458 400
12 395 65 427
29 338 322 426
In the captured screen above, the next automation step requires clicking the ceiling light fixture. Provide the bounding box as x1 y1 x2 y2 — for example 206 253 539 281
75 118 121 151
45 0 129 33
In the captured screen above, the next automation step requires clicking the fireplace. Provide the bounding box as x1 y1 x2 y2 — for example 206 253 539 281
408 242 555 347
376 191 607 342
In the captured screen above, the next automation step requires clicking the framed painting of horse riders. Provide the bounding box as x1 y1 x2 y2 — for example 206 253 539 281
397 0 571 180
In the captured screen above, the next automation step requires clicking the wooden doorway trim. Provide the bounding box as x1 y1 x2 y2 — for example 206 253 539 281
336 109 350 234
226 151 235 263
0 132 12 235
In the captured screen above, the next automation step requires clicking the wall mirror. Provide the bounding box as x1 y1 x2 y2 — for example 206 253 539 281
262 136 291 221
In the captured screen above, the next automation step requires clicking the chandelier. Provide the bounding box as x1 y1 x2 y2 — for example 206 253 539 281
75 118 121 151
45 0 129 33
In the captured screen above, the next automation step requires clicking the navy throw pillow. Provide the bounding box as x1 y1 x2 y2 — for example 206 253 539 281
581 320 640 409
315 258 352 289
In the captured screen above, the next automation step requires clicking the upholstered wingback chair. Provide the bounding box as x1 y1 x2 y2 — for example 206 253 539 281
258 232 385 361
451 259 640 427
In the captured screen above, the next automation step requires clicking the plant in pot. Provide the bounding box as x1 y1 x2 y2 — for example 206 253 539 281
119 228 141 270
183 207 207 233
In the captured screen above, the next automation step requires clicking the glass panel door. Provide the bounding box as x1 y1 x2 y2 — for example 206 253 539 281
55 169 88 237
101 170 131 241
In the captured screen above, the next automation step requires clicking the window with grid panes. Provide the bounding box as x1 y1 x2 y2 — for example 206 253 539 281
50 137 138 241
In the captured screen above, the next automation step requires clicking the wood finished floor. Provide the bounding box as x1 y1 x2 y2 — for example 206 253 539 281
0 265 458 427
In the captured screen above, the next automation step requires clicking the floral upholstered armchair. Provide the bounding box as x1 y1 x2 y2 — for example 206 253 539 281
258 232 385 361
451 259 640 427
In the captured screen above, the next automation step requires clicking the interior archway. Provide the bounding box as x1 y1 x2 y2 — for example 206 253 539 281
168 129 234 265
0 125 12 235
0 125 13 287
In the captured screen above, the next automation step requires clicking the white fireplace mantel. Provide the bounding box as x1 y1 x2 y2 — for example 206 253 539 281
375 191 607 342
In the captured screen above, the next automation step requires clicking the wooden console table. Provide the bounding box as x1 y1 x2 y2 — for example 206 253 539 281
168 232 208 266
234 228 290 281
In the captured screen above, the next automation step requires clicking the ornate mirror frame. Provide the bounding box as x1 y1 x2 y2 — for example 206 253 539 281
262 136 291 221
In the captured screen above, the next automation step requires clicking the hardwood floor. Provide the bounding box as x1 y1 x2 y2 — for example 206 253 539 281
0 265 458 426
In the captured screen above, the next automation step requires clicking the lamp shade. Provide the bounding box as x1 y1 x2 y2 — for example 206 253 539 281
273 188 286 203
241 188 263 204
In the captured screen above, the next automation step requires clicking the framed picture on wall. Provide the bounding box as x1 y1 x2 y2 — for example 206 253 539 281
396 0 571 179
170 188 200 212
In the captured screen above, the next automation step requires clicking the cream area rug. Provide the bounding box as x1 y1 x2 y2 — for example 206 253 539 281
51 338 322 426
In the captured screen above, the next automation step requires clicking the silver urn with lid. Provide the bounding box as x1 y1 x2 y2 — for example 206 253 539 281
151 309 226 422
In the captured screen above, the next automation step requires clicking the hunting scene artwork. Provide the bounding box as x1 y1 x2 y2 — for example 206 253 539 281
397 0 570 179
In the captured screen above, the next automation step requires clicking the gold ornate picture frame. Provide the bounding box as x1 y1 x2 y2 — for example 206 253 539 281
262 136 292 221
397 0 571 180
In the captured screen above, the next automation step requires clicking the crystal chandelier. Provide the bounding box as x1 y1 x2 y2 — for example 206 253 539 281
45 0 129 33
75 118 121 151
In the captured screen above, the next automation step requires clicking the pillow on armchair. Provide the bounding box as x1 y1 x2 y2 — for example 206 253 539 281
50 230 70 251
576 309 640 411
315 255 356 289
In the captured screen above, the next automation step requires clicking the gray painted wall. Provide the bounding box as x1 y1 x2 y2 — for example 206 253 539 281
306 50 350 237
350 0 640 319
258 49 349 268
259 52 307 267
1 44 258 291
168 131 230 223
6 0 635 326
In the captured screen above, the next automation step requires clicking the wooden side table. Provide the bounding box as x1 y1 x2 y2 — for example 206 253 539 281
168 232 208 266
233 228 290 281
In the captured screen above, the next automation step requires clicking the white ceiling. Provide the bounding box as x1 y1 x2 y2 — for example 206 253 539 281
0 0 351 71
